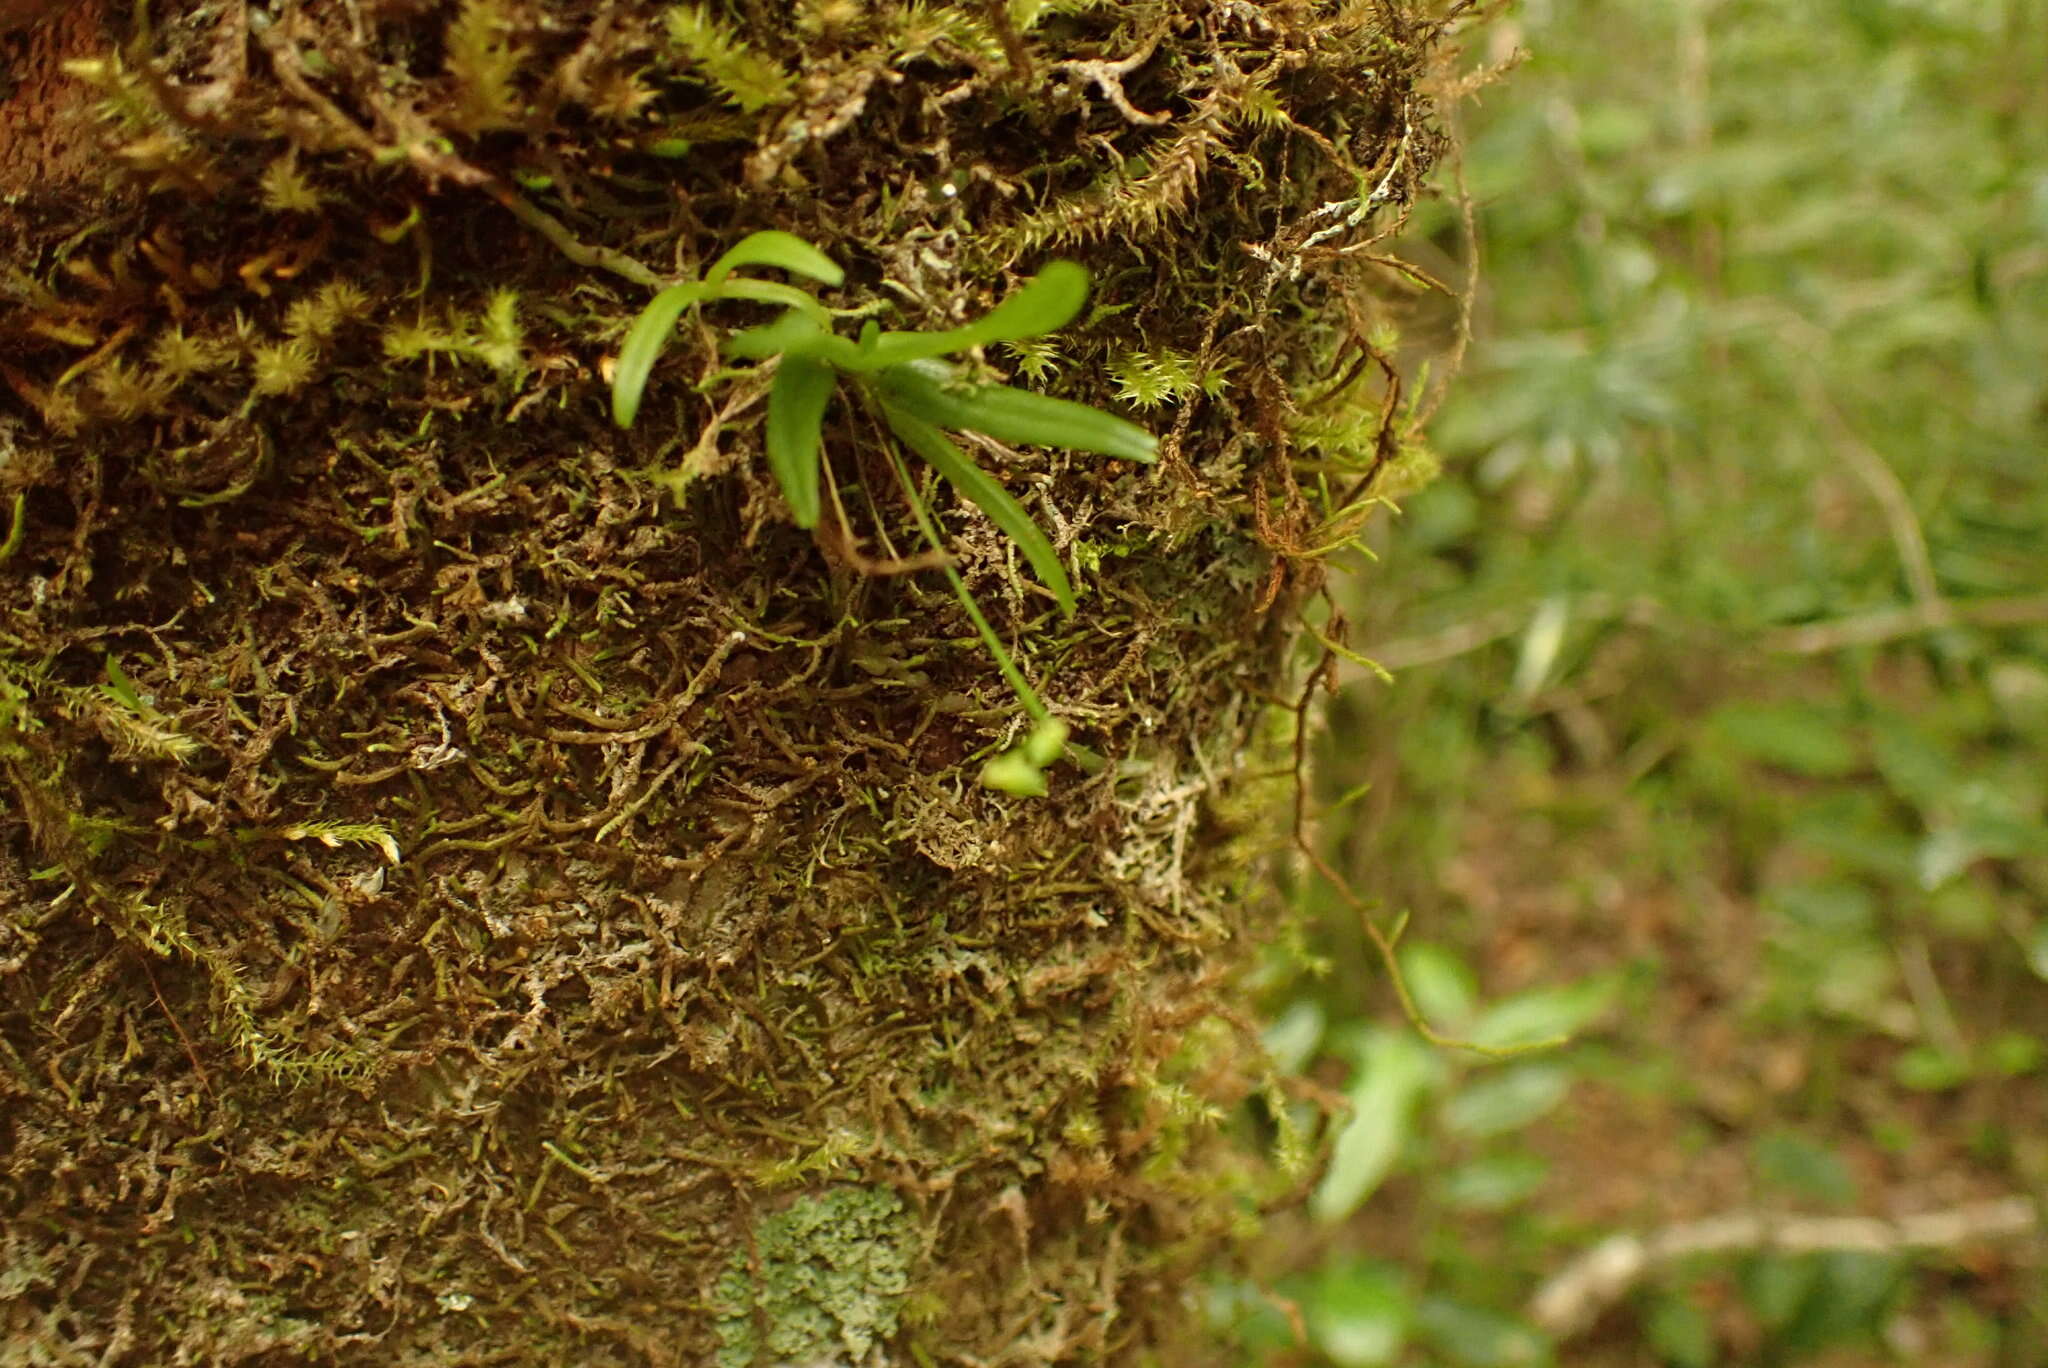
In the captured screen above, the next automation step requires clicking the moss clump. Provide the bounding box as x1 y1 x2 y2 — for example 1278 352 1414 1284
712 1185 913 1368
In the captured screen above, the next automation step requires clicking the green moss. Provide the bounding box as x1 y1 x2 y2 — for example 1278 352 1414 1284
713 1186 913 1368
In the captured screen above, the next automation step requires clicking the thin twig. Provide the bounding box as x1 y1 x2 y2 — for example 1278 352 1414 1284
487 184 660 289
139 954 215 1102
1053 41 1169 125
1799 370 1947 620
1530 1198 2040 1338
257 7 658 291
1896 933 1967 1061
981 0 1033 83
1414 111 1479 427
1764 593 2048 655
1344 591 2048 680
1290 626 1560 1059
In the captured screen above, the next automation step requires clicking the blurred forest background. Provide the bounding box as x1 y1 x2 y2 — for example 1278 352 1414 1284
1215 0 2048 1364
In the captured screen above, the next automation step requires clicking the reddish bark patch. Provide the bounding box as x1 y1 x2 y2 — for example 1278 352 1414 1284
0 0 107 203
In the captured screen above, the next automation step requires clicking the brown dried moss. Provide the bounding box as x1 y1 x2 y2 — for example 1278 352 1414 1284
0 1 1476 1361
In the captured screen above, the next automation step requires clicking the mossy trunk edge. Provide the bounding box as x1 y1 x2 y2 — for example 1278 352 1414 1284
0 2 1472 1362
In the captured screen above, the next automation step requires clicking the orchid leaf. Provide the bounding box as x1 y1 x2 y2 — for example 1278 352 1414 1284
704 230 844 289
715 278 835 327
837 261 1090 371
877 361 1157 463
725 311 862 367
612 282 705 428
879 400 1076 617
766 356 835 529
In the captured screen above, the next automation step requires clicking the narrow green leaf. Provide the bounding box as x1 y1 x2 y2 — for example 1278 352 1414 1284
612 282 704 428
956 259 1089 342
1466 973 1619 1050
877 362 1157 463
879 400 1076 616
725 309 829 360
102 655 146 713
726 317 864 370
1308 1259 1413 1368
704 230 844 289
766 356 836 529
873 433 1050 726
1440 1063 1572 1137
1311 1028 1432 1223
837 261 1091 371
981 717 1069 796
715 277 836 327
840 331 951 371
1262 1000 1327 1076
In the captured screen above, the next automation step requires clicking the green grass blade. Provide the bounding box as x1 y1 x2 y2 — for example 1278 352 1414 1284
879 400 1076 616
704 230 844 289
766 356 836 529
878 362 1157 463
612 283 705 428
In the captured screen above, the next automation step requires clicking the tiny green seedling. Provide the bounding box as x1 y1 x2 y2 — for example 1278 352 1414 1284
611 232 1156 795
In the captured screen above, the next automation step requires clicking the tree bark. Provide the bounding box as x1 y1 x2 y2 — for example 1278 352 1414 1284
0 2 1465 1361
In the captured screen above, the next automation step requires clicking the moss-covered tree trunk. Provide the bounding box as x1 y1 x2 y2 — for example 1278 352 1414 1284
1 2 1463 1361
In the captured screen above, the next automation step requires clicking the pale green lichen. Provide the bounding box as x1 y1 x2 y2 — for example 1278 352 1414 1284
713 1186 913 1368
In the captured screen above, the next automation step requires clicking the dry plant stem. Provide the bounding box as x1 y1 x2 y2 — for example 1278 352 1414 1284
1799 369 1946 618
1351 592 2048 681
0 492 25 563
488 185 661 289
1358 593 1662 673
980 0 1032 83
1290 636 1559 1059
139 953 214 1101
1413 120 1479 427
1896 932 1967 1061
257 9 657 290
1529 1197 2041 1338
1765 593 2048 654
1052 41 1168 126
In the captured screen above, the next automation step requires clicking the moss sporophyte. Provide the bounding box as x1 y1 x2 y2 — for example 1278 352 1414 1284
611 231 1156 796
